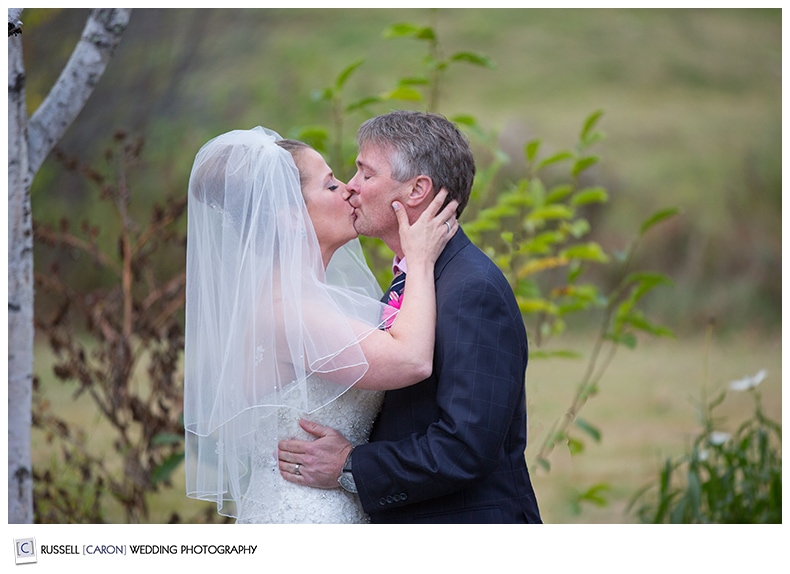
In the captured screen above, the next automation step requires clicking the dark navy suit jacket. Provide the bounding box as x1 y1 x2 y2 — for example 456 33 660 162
354 228 542 523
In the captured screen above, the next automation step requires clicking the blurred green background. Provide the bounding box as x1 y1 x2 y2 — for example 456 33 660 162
21 8 782 523
24 7 781 335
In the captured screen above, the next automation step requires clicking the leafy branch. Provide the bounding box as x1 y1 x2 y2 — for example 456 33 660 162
301 14 679 482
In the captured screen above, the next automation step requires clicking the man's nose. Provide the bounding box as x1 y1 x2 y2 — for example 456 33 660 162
344 173 359 200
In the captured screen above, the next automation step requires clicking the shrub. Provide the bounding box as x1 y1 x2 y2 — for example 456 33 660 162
629 366 781 523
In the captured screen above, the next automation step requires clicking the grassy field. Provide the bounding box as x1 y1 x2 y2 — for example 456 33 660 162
31 329 781 524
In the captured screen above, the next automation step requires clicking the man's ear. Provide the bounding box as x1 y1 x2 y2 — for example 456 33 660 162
404 175 435 208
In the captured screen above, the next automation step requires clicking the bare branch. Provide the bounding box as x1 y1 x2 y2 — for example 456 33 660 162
34 224 123 276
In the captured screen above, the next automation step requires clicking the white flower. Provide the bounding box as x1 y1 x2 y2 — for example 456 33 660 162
728 369 767 392
698 449 709 461
708 431 731 445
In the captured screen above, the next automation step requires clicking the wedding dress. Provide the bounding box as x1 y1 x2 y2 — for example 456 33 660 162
183 127 390 523
236 386 382 523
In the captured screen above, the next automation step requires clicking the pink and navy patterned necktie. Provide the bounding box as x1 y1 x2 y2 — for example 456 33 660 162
381 271 406 304
380 271 406 330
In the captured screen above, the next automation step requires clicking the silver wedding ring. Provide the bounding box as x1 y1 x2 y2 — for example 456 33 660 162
294 463 301 476
445 221 452 233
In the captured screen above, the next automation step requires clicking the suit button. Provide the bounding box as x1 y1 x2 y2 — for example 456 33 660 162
378 498 387 506
399 493 407 501
385 495 393 504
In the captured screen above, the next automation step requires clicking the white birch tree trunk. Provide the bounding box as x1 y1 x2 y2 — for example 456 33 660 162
7 7 132 524
8 8 34 527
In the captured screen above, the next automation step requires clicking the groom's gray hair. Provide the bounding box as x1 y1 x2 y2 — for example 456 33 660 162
357 110 475 217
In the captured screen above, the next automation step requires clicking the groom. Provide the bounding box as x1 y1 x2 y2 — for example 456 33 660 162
278 110 541 523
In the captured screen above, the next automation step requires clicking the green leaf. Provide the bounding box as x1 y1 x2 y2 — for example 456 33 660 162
568 436 585 455
571 186 609 206
572 155 599 178
528 177 546 206
397 76 430 86
452 114 479 127
525 139 541 163
708 390 727 411
382 86 424 102
582 130 606 149
580 109 604 142
384 22 417 37
563 218 591 239
575 417 602 442
619 312 674 338
687 469 702 520
345 96 384 113
518 256 570 278
527 204 574 222
517 297 558 315
494 254 512 269
428 59 448 73
463 218 500 234
577 483 610 507
514 277 540 298
552 283 601 303
335 59 364 90
605 332 638 349
560 242 610 263
568 260 583 283
384 23 434 40
500 188 532 208
536 151 574 172
525 229 565 251
294 127 329 151
414 26 436 41
545 184 574 204
622 271 673 290
626 278 674 308
151 452 185 485
485 204 519 219
639 207 682 235
450 51 494 68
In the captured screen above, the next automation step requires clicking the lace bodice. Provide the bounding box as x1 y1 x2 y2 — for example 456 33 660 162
236 384 383 524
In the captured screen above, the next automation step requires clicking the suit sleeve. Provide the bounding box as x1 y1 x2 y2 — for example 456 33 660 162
353 270 527 512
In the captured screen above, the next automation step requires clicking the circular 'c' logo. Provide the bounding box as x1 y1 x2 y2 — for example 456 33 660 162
17 540 34 556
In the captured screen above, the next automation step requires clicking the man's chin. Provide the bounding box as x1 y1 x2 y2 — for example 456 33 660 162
351 218 379 240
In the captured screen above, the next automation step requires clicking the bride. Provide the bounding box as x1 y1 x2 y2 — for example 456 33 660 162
183 127 458 523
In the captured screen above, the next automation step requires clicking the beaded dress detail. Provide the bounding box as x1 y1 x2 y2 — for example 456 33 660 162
236 383 382 524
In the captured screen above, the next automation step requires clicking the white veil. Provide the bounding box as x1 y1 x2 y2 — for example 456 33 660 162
183 126 387 517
